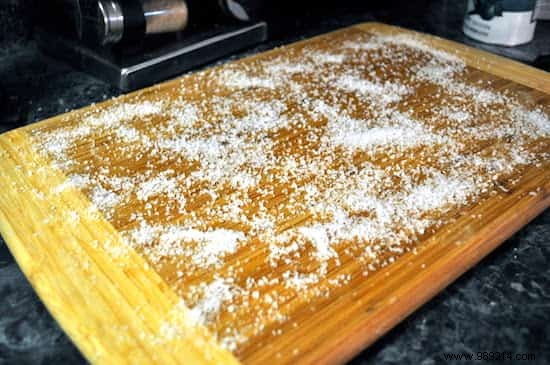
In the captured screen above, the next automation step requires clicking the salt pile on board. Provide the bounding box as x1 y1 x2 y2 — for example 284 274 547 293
31 27 550 352
335 74 411 104
136 175 179 201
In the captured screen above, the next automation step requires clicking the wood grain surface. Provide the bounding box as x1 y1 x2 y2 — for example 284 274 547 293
0 23 549 365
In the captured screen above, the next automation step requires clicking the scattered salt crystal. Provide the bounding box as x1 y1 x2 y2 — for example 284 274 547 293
221 70 278 89
189 279 235 324
84 101 162 128
115 126 142 142
136 175 178 201
298 225 336 261
335 74 411 104
90 186 121 211
230 171 258 190
53 174 91 193
236 100 287 132
127 221 157 246
285 271 321 290
379 34 464 64
512 107 550 136
309 52 345 64
158 227 244 266
331 125 435 150
323 106 447 150
264 61 314 75
342 39 384 51
42 137 70 159
441 108 471 122
170 103 199 127
416 63 463 84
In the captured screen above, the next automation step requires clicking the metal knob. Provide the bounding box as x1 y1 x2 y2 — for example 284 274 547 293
219 0 263 21
96 0 188 45
98 0 124 44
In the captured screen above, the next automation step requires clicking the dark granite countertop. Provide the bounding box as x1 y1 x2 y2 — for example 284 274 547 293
0 1 549 364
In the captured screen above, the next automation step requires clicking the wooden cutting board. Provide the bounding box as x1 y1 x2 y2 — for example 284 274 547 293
0 23 549 365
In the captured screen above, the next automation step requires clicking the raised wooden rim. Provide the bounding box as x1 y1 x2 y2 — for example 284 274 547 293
0 132 240 364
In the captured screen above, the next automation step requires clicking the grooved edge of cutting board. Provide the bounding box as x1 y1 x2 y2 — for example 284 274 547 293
0 132 240 364
356 23 550 94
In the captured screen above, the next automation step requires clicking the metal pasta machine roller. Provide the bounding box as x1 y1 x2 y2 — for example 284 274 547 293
36 0 268 91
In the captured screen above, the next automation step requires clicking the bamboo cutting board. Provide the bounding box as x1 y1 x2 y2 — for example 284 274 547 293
0 23 549 365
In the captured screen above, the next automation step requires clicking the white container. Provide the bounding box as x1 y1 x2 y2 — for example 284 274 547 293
463 0 537 46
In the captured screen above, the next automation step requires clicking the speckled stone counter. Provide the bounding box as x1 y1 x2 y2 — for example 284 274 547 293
0 1 549 364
